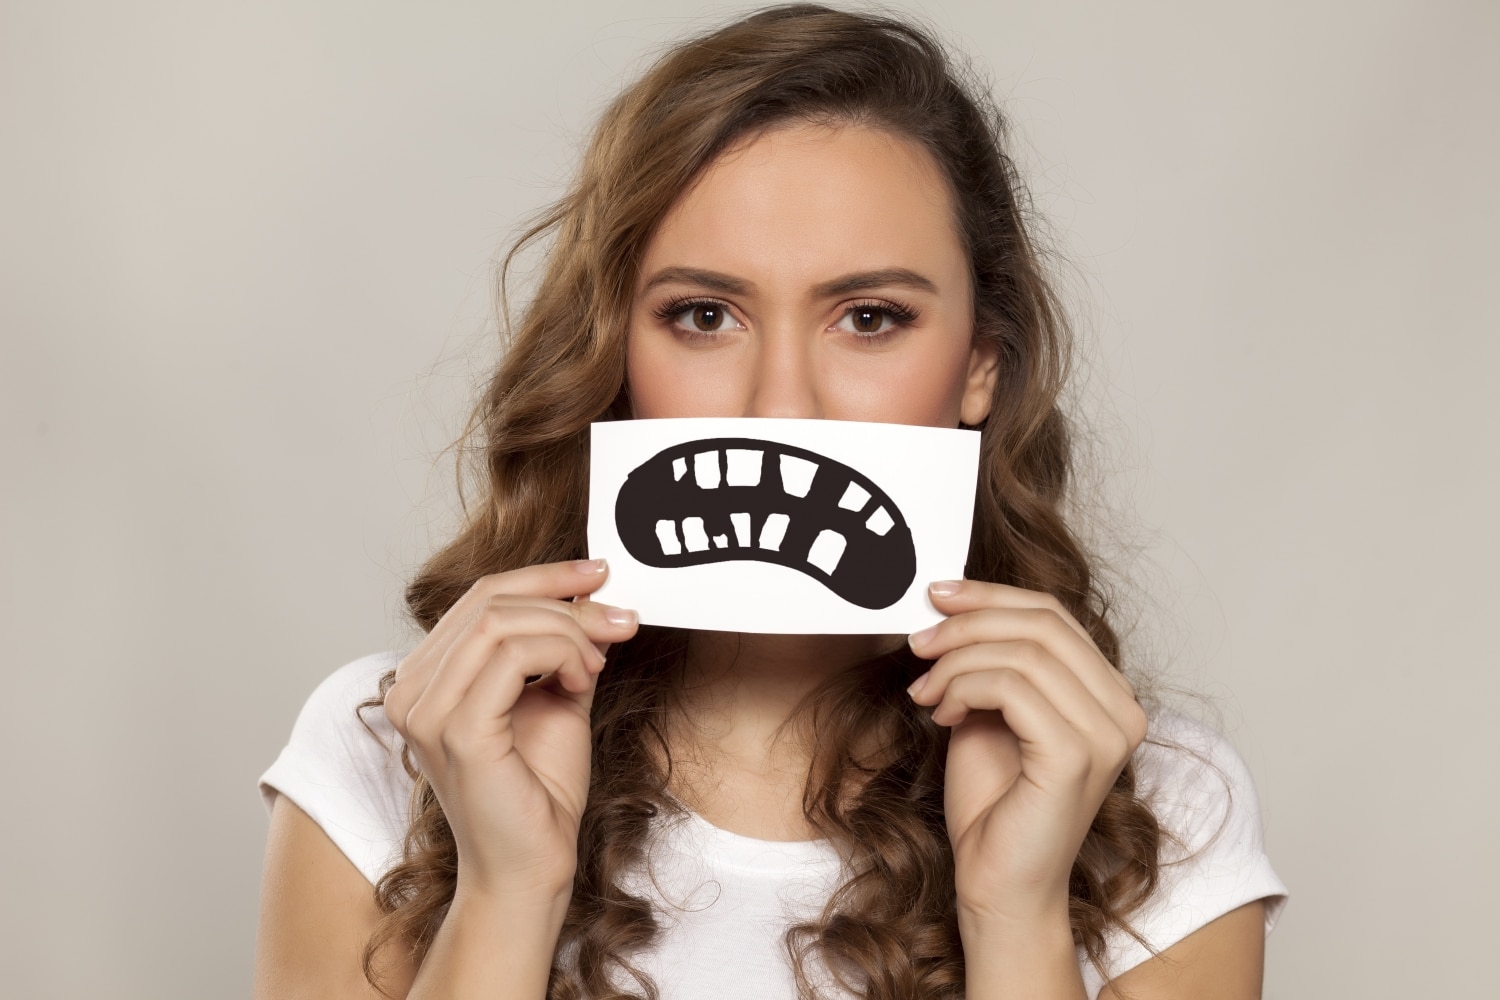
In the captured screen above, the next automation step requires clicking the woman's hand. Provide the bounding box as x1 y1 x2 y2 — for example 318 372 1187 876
905 579 1148 925
382 559 639 901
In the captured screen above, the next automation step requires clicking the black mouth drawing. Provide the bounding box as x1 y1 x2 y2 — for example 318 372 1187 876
613 437 917 610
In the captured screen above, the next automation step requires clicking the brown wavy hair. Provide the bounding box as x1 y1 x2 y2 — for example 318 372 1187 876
356 5 1176 997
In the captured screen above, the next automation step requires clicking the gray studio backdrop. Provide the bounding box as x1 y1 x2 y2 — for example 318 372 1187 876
3 1 1495 996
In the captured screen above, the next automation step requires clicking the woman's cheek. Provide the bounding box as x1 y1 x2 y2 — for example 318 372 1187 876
826 352 968 427
626 336 745 419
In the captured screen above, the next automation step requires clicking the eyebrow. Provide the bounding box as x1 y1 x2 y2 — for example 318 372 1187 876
640 266 939 299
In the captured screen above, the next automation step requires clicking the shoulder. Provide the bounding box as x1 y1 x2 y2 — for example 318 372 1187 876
1133 709 1268 860
257 650 415 886
1083 709 1291 994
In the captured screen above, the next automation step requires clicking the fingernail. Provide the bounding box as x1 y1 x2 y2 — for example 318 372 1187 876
907 672 929 698
576 558 607 574
604 607 637 627
908 625 937 648
928 580 962 598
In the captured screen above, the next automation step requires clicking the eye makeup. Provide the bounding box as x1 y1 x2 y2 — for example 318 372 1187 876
837 299 920 341
651 296 745 341
649 295 922 346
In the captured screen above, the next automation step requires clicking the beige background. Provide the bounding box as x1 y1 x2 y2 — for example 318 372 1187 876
3 1 1495 996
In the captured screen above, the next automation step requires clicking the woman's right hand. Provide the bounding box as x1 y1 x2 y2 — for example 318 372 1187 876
382 558 638 901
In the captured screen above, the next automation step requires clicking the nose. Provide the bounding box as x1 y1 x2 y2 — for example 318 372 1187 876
741 322 822 419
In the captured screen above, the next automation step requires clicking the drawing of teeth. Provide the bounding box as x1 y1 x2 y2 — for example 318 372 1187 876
613 437 917 609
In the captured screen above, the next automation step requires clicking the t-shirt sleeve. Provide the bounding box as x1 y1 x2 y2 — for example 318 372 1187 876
257 650 416 886
1079 710 1290 999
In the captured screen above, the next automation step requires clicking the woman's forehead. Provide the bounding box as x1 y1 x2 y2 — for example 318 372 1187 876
639 122 966 296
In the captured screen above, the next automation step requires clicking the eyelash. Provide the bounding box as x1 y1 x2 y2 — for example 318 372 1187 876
650 296 921 345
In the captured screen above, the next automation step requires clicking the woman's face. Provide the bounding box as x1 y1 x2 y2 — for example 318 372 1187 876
626 122 998 426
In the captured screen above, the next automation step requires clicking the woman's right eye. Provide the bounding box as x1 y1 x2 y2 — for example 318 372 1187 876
657 299 744 336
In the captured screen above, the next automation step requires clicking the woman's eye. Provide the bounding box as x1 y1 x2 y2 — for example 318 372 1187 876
835 306 899 337
670 301 741 334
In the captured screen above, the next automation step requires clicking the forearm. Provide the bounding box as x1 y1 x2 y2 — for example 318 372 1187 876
406 887 570 1000
960 903 1088 1000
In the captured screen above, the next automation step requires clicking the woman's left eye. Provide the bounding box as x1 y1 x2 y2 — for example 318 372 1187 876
833 302 916 338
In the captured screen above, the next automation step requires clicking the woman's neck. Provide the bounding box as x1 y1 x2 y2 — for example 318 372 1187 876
671 630 905 773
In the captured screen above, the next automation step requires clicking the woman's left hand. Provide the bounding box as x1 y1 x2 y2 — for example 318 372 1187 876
905 579 1149 926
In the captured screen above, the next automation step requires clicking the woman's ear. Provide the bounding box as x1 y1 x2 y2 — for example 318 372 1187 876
959 341 1001 427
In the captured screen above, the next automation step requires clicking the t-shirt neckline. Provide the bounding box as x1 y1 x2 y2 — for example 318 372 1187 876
660 793 843 874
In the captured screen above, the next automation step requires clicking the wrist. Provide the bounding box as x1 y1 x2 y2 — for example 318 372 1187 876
959 902 1085 1000
407 881 573 999
955 871 1071 929
957 895 1073 944
457 858 577 906
451 880 574 934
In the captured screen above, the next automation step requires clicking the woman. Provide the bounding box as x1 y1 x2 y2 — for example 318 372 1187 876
254 5 1288 998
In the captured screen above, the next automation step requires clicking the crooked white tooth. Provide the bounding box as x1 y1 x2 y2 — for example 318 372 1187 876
780 455 818 497
730 512 751 547
682 517 710 552
806 529 847 575
725 449 763 486
656 519 682 555
837 481 870 511
865 506 894 536
672 457 687 481
694 451 721 489
758 513 789 551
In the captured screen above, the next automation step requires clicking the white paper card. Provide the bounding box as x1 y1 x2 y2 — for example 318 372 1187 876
587 417 980 633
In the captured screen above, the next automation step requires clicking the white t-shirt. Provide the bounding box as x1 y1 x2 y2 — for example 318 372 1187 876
258 651 1289 998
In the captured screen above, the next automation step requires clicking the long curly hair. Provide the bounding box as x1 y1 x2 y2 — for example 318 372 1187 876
356 5 1172 997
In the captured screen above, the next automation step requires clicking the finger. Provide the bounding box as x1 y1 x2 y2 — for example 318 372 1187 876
446 634 594 750
943 710 1021 836
910 628 1137 742
398 604 602 744
477 558 613 601
477 599 631 669
451 595 637 668
475 595 638 667
930 668 1128 791
921 582 1137 701
396 583 629 703
923 579 1095 644
912 640 1124 746
397 638 486 747
931 671 1092 782
569 599 640 651
397 560 613 688
477 602 609 680
910 594 1136 704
